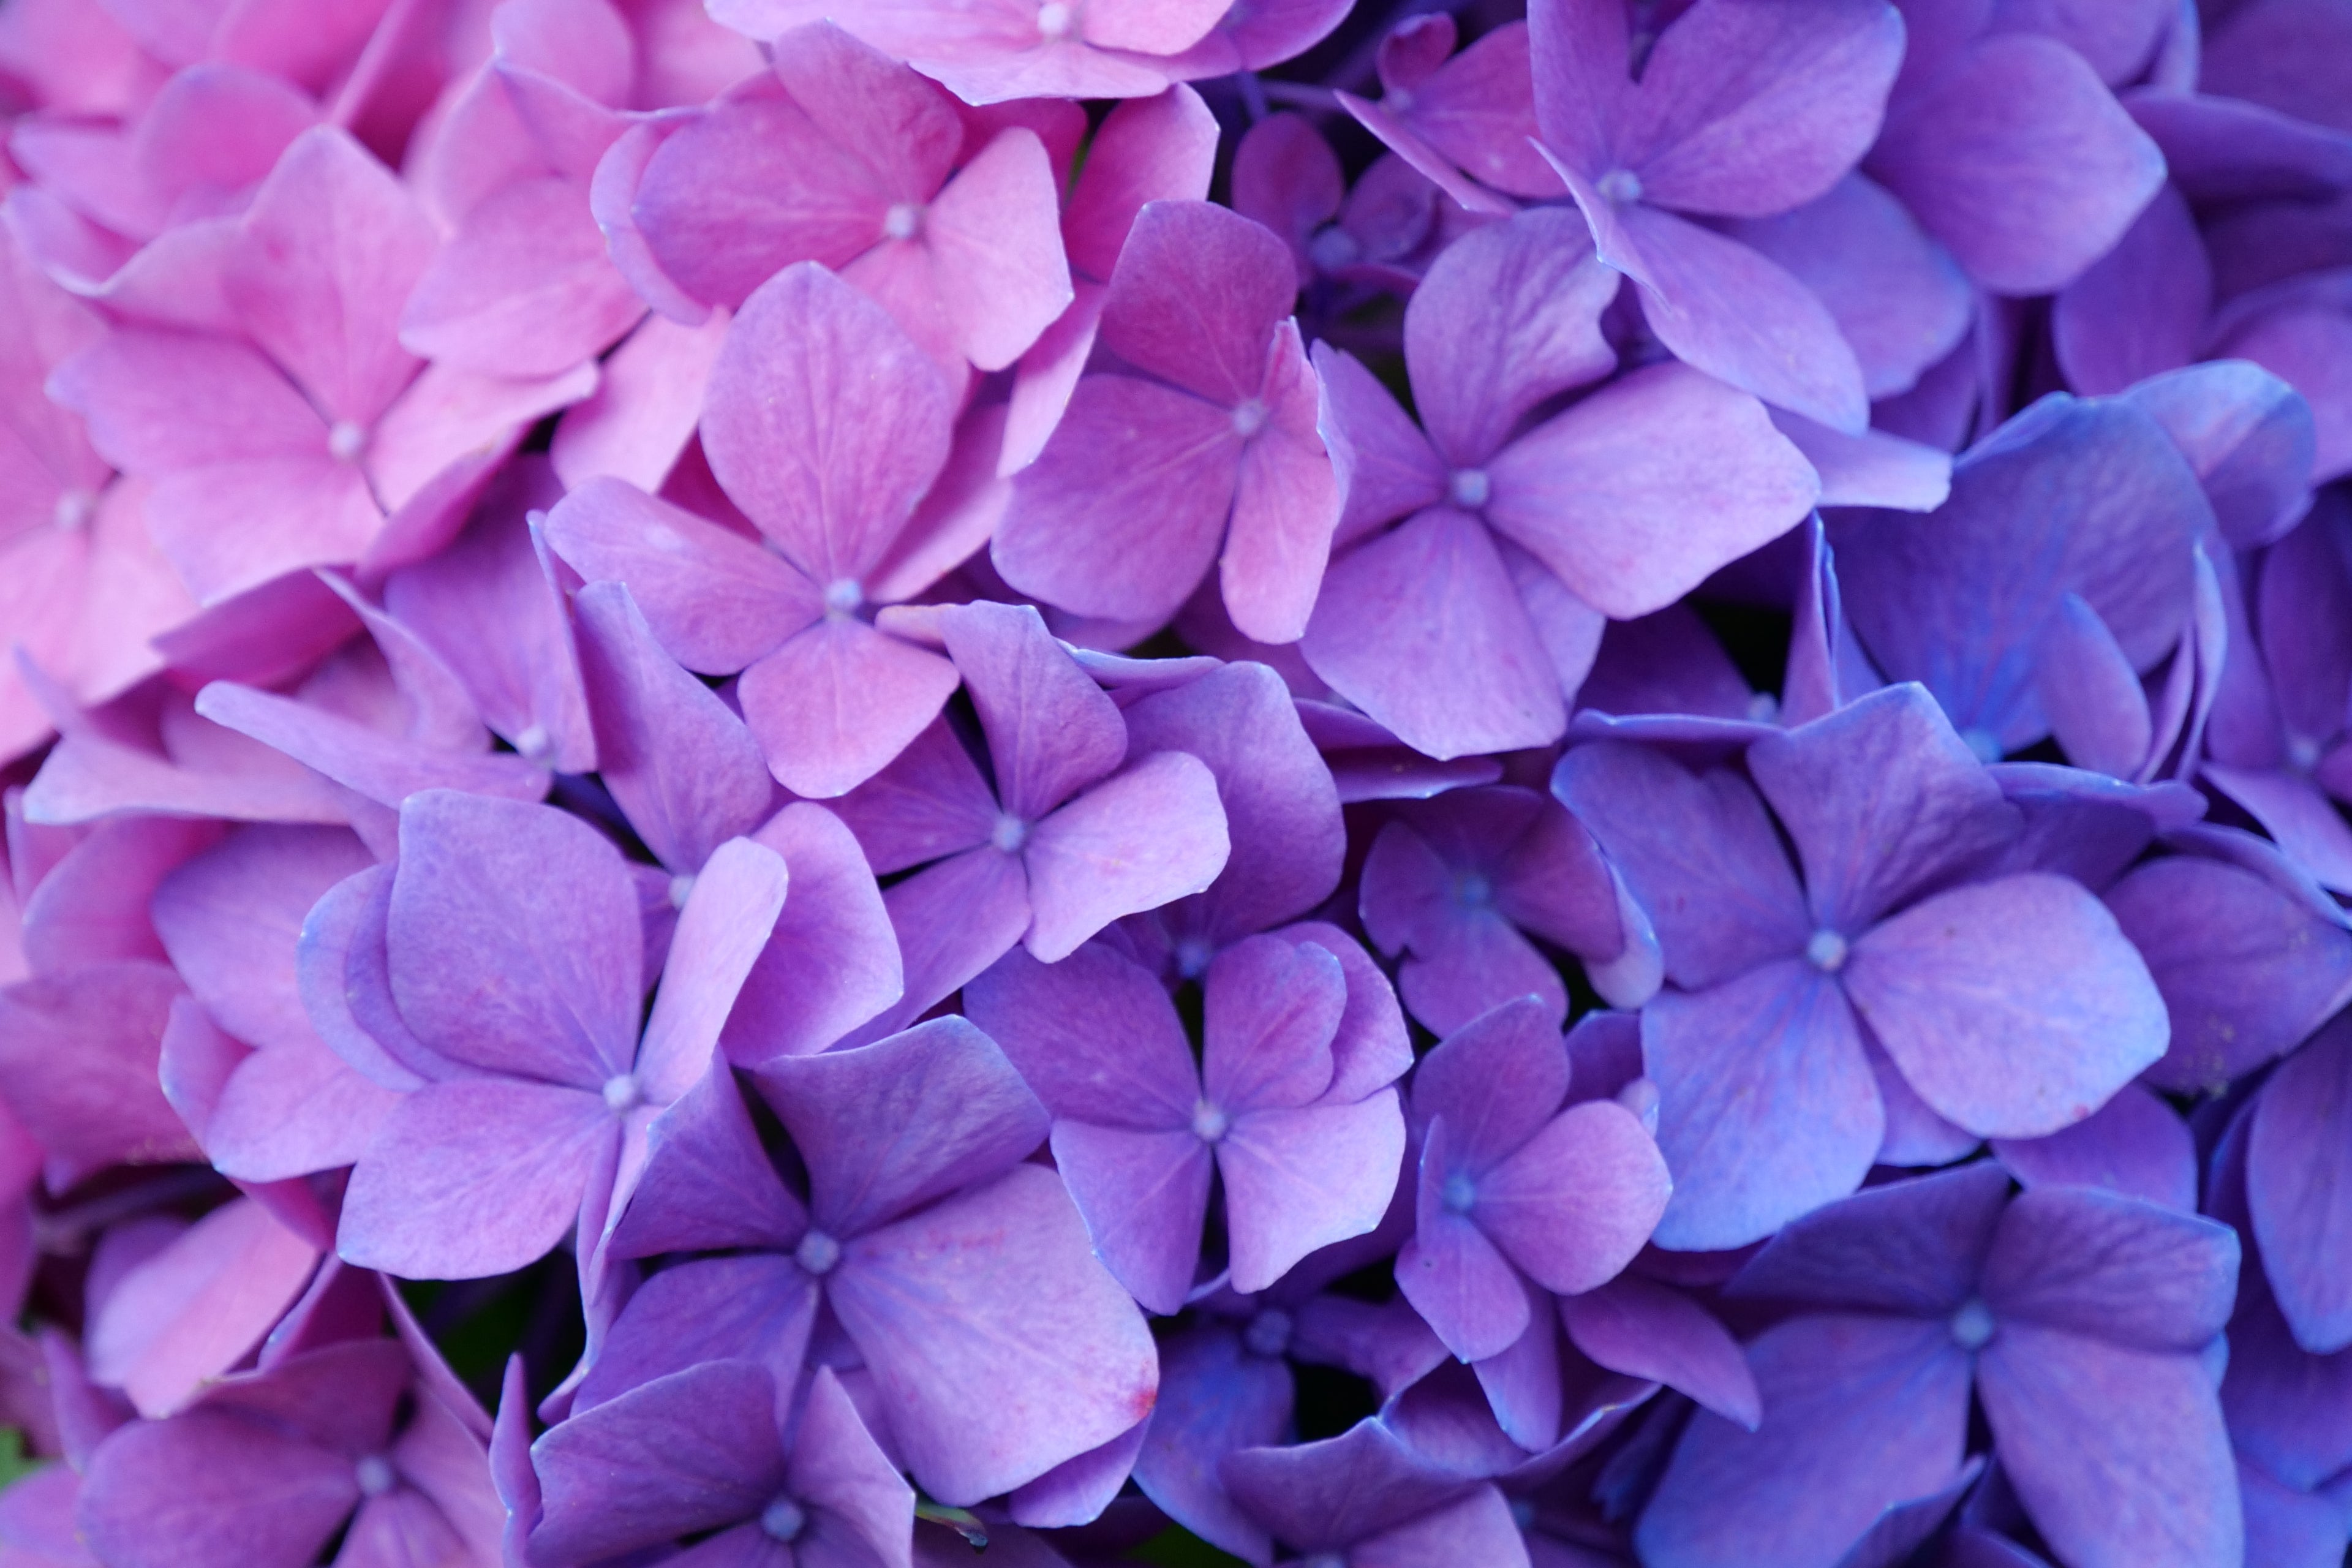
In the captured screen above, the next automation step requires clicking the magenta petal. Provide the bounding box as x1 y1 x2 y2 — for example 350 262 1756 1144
1095 200 1293 406
829 1164 1158 1506
756 1015 1047 1236
223 127 435 428
1845 873 2168 1138
1301 508 1567 760
386 791 642 1087
77 1411 358 1568
725 802 903 1065
636 837 790 1104
937 600 1125 820
540 477 819 676
1561 1274 1759 1428
1485 361 1819 619
1404 206 1616 465
739 618 959 801
1313 343 1447 548
1645 962 1883 1251
1867 34 2165 295
962 943 1199 1129
0 959 200 1178
921 127 1072 371
1219 325 1340 646
206 1030 401 1183
1219 1093 1406 1295
338 1079 612 1280
1021 752 1230 963
1475 1099 1668 1294
1616 203 1869 434
48 330 322 475
1977 1325 2242 1568
1064 88 1220 281
572 581 774 872
1050 1118 1215 1314
549 312 731 494
1619 0 1904 217
993 374 1240 627
1637 1314 1970 1568
701 262 953 586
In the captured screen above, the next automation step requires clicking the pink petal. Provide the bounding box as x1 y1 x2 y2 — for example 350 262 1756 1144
1095 200 1294 406
1219 323 1340 646
398 176 646 379
700 262 954 586
921 128 1072 371
739 617 961 801
549 311 731 493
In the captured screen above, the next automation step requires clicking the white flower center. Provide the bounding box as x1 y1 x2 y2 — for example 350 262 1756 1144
1035 1 1074 36
52 490 94 532
990 813 1030 854
1597 167 1643 205
1308 224 1360 271
667 873 697 911
1448 468 1490 510
1806 929 1848 973
1230 399 1269 439
602 1073 643 1113
824 578 863 616
514 723 551 762
882 203 924 241
1949 1297 1996 1350
355 1455 396 1496
761 1498 807 1541
1441 1171 1478 1215
796 1229 842 1276
328 420 368 462
1192 1100 1229 1144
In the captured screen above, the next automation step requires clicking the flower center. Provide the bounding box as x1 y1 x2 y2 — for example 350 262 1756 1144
1949 1297 1996 1351
1596 167 1643 205
52 489 93 532
1301 1553 1348 1568
824 578 863 616
602 1073 643 1113
1448 468 1490 510
1174 936 1214 979
327 420 368 463
1231 399 1269 439
2288 733 2323 773
1961 727 2002 763
1450 870 1492 908
1035 0 1074 35
1441 1171 1478 1215
881 203 924 242
667 873 697 910
795 1229 841 1276
1192 1099 1229 1144
355 1455 396 1496
513 723 551 763
1243 1308 1292 1358
1805 929 1848 973
1383 87 1415 113
760 1498 807 1541
1308 224 1360 271
1746 692 1779 723
990 813 1029 854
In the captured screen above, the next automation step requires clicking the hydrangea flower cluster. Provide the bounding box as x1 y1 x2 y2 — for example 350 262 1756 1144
1 0 2349 1565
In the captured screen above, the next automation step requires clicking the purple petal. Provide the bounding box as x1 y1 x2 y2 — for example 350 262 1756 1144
2049 183 2209 396
572 581 775 872
1637 1314 1971 1568
830 1163 1158 1506
606 1066 805 1261
338 1079 612 1280
578 1256 815 1411
1846 873 2168 1137
1980 1186 2237 1351
1218 323 1339 646
1220 1092 1406 1295
77 1410 357 1568
386 791 642 1087
1619 0 1904 217
531 1361 784 1562
1728 1158 2007 1316
1990 1083 2196 1212
1645 962 1882 1250
1866 34 2165 294
1094 200 1292 407
965 942 1197 1128
755 1015 1047 1237
937 600 1125 821
739 617 960 801
1132 1323 1289 1562
1050 1118 1215 1314
1409 995 1570 1172
1485 361 1819 620
1552 741 1809 990
1300 508 1567 760
1022 751 1230 962
725 802 904 1065
1561 1274 1759 1428
1396 1118 1534 1363
701 262 953 585
2248 1016 2352 1353
1977 1324 2241 1568
151 824 369 1051
635 837 790 1103
1747 682 2018 932
1475 1100 1668 1295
